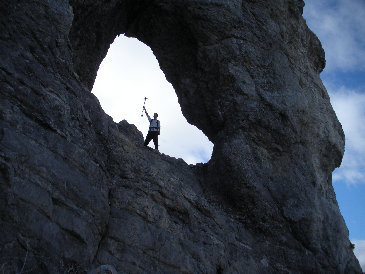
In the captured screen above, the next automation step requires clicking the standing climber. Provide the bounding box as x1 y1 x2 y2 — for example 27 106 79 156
143 106 160 150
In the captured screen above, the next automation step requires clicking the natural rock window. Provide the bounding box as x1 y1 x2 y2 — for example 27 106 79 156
92 35 213 164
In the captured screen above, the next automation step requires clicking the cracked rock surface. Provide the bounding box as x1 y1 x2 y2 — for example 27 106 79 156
0 0 361 273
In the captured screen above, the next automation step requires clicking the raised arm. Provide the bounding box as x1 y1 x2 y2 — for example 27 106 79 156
143 106 151 121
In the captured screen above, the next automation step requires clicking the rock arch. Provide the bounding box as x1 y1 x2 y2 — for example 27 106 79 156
68 0 344 228
69 0 226 141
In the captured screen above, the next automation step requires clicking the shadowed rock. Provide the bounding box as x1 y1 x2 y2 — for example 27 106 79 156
0 0 361 273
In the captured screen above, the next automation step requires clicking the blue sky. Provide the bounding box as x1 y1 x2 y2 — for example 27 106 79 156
92 0 365 269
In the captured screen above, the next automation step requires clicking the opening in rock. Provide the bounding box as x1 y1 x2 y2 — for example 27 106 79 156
92 35 213 164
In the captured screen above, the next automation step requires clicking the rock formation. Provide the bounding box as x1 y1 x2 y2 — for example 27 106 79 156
0 0 361 273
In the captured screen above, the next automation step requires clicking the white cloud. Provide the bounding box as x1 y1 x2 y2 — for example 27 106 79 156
352 239 365 272
330 87 365 152
304 0 365 72
92 35 213 164
328 86 365 185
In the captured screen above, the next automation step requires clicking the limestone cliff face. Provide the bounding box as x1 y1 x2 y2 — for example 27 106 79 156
0 0 361 273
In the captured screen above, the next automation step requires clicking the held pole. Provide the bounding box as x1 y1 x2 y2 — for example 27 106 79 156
141 97 148 117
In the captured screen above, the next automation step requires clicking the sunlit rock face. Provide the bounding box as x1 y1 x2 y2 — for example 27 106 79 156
0 0 361 273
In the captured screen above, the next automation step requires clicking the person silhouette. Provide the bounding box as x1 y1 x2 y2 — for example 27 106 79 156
143 106 160 150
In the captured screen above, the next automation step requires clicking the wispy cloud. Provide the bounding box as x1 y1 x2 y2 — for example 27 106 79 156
353 240 365 272
328 85 365 185
304 0 365 72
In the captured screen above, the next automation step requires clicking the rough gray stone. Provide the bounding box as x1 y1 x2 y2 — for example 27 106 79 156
0 0 361 273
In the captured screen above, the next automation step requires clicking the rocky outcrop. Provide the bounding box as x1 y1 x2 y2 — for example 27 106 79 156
0 0 361 273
